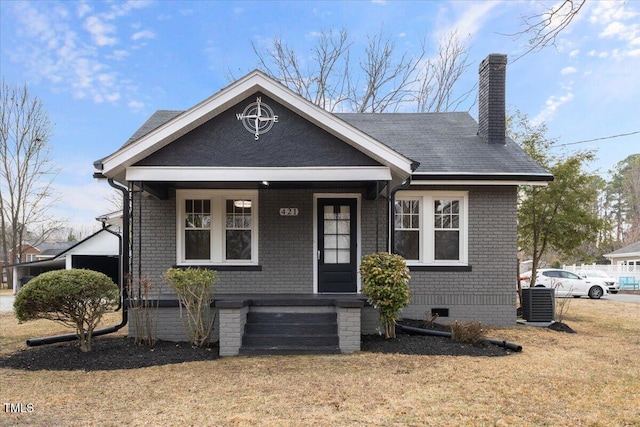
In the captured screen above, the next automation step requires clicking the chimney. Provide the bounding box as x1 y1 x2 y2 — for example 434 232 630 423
478 53 507 144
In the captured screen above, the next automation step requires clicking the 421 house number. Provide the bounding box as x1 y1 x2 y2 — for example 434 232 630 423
279 208 299 216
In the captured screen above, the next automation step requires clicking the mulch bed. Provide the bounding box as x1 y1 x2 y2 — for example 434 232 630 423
1 318 553 371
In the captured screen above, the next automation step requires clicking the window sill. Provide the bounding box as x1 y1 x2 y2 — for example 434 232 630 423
173 264 262 271
407 264 472 272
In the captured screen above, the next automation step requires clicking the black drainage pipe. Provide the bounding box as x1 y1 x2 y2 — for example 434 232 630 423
27 178 130 347
397 324 523 353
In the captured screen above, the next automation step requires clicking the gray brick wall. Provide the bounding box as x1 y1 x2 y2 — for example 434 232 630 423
399 185 517 326
131 188 382 295
130 184 517 328
128 307 219 343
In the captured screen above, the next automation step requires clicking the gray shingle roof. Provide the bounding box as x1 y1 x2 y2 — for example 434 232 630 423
117 109 550 178
605 240 640 257
124 110 183 146
336 112 549 177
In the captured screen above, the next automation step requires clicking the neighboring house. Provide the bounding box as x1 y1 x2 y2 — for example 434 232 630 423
93 54 552 355
604 241 640 268
7 227 121 295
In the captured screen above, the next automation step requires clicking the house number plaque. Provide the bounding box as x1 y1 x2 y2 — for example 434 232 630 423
279 208 299 216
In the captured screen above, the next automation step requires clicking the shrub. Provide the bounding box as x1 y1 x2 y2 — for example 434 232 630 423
163 267 217 347
13 269 119 352
127 275 158 347
450 321 486 345
360 252 411 339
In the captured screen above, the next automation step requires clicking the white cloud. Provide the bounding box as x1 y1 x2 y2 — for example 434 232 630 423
587 1 640 57
50 181 120 228
132 29 156 41
6 1 153 111
84 15 117 46
532 87 574 126
437 2 502 40
128 100 145 110
77 3 92 18
561 66 577 75
569 49 580 57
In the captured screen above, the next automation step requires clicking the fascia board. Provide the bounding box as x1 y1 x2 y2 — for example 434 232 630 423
411 180 549 186
125 166 392 182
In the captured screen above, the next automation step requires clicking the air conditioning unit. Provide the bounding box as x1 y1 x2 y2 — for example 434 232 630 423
521 288 555 322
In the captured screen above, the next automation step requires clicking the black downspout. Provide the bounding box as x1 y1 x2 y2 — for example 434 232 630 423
388 177 412 254
26 178 130 346
396 324 523 352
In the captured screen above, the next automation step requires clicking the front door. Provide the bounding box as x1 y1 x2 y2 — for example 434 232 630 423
317 198 357 293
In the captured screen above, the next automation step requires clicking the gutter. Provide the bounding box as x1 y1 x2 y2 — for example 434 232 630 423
27 178 130 347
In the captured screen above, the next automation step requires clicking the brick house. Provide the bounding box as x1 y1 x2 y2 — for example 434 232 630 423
94 54 552 355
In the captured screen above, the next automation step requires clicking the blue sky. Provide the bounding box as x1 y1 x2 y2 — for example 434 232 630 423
1 0 639 230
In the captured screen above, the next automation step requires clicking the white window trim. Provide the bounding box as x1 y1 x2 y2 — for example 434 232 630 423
395 190 468 266
176 189 259 265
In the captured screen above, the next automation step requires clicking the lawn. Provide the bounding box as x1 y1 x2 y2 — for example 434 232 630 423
1 299 639 426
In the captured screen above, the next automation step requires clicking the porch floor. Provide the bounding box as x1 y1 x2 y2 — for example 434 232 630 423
213 293 368 308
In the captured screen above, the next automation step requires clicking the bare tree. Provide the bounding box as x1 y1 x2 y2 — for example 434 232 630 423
416 31 474 112
1 78 61 286
252 28 352 112
508 0 587 60
250 28 472 113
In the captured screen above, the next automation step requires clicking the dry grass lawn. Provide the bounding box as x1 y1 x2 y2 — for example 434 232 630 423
1 299 639 426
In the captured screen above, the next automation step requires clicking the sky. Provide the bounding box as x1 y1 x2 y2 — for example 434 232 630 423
1 0 639 231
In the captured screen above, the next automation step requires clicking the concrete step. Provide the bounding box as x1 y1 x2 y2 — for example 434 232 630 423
242 333 339 347
239 345 341 356
245 322 337 335
241 310 340 355
246 312 336 324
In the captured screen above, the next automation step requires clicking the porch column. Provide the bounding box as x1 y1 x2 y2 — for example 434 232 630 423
336 299 364 353
217 300 249 356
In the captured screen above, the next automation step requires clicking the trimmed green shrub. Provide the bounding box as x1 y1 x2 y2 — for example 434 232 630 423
360 252 411 339
14 269 119 352
163 267 217 347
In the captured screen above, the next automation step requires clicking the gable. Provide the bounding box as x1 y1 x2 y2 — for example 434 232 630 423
135 93 382 168
97 70 415 181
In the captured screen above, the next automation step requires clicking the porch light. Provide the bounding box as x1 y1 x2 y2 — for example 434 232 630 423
261 181 269 186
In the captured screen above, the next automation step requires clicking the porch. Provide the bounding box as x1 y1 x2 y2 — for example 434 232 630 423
136 294 380 356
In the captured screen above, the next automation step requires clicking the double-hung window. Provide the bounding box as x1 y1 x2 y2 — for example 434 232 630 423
393 191 468 265
177 190 258 265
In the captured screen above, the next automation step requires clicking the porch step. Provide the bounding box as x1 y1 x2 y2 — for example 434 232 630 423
240 311 340 355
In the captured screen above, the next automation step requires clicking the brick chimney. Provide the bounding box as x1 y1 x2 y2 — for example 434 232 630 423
478 54 507 144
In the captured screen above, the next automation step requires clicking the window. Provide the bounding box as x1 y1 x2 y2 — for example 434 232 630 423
393 191 468 265
177 190 258 264
26 254 37 262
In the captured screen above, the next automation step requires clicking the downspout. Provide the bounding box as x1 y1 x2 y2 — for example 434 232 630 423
26 178 130 346
396 324 523 352
388 177 412 253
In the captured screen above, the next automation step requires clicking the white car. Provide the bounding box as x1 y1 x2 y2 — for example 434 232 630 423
520 269 609 299
576 270 620 294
